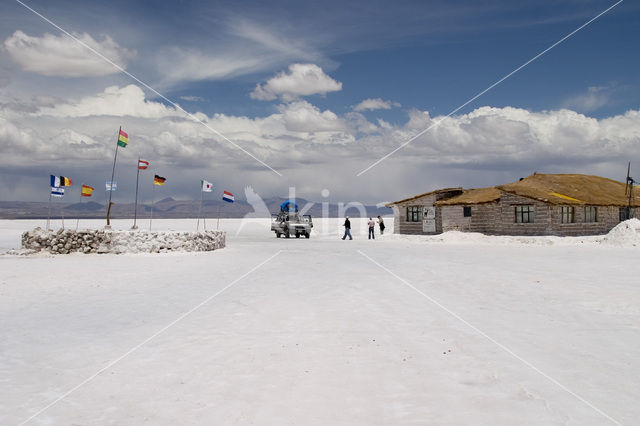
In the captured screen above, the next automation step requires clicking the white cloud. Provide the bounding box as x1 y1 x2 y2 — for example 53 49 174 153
35 85 177 118
229 19 322 64
280 101 347 134
179 95 206 102
2 83 640 203
250 63 342 102
3 30 136 77
379 106 640 166
155 18 332 87
562 85 613 113
377 118 393 130
345 112 379 134
0 117 38 155
157 48 267 83
353 98 400 112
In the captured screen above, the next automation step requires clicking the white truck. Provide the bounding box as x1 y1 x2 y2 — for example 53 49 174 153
270 200 313 238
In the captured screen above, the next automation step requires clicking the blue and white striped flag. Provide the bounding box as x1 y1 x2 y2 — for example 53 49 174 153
106 181 117 191
51 187 65 197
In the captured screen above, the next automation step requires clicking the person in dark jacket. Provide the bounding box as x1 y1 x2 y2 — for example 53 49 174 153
342 216 352 240
378 216 385 235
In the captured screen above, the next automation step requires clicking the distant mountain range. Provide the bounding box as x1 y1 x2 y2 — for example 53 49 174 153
0 197 392 219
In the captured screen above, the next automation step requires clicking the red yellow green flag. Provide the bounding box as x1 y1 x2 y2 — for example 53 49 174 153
117 129 129 147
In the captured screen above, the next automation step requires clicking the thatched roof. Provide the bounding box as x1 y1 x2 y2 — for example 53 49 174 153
386 187 462 207
498 173 640 207
388 173 639 208
436 187 501 205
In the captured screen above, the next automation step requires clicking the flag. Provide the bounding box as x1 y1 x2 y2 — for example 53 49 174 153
51 187 65 197
201 180 213 192
81 185 94 197
106 181 117 191
50 175 72 187
222 190 234 203
154 175 166 186
117 129 129 147
138 160 149 170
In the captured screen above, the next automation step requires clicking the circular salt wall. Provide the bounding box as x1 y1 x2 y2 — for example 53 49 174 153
21 228 226 254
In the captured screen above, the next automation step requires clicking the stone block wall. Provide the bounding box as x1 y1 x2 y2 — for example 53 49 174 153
393 189 463 235
21 228 226 254
496 193 553 235
394 194 436 235
546 205 625 236
441 203 501 233
496 193 635 236
392 185 640 236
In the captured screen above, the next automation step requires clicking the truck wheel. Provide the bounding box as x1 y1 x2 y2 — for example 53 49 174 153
276 232 281 238
295 233 300 238
305 232 310 238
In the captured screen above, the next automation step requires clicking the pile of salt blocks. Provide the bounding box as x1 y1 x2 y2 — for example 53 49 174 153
21 228 226 254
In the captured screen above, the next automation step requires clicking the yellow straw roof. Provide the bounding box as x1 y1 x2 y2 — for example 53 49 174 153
436 187 501 205
498 173 640 206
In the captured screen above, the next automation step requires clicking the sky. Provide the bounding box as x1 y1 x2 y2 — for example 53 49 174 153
1 0 639 205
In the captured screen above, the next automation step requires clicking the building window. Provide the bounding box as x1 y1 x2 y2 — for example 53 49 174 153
463 206 472 217
620 207 632 221
560 206 575 224
406 206 422 222
584 206 598 223
515 205 534 223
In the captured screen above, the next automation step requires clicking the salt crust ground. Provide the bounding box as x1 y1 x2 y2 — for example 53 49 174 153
1 218 639 425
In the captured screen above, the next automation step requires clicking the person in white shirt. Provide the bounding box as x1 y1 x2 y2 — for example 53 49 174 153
368 217 375 239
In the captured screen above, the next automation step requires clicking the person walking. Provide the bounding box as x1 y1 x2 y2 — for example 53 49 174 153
378 215 385 235
368 217 375 239
342 216 353 240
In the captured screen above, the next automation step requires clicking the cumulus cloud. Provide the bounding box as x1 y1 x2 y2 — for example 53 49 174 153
280 101 347 134
35 85 178 118
373 106 640 169
353 98 400 112
2 83 640 203
250 63 342 102
3 30 136 77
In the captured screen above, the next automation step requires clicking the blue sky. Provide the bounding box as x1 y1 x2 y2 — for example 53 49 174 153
1 0 639 204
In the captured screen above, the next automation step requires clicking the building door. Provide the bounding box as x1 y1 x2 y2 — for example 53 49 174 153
423 205 436 232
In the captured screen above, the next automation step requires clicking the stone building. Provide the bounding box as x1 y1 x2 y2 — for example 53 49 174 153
387 173 640 236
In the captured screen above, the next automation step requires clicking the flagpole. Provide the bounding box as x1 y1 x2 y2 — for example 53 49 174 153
75 187 82 231
216 204 221 230
61 198 65 230
132 156 141 230
106 126 121 228
47 192 52 230
149 177 155 231
197 183 203 232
